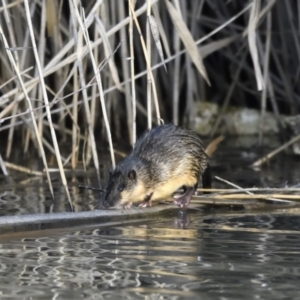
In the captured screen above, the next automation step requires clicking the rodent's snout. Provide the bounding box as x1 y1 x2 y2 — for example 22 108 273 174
100 192 110 209
101 193 111 208
101 193 120 209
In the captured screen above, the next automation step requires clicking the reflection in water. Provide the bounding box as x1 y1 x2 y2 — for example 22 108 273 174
0 173 102 216
1 212 300 299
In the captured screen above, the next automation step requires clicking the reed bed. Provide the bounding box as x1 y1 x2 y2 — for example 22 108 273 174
0 0 299 204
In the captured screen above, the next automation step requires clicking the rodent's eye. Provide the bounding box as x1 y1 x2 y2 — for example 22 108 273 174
118 186 124 192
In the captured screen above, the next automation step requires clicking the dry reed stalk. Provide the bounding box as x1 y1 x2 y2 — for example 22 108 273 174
46 0 56 37
23 0 71 206
129 0 161 125
248 0 264 91
0 31 239 138
0 31 240 136
23 129 31 154
0 1 158 104
45 120 85 141
0 0 247 130
2 0 20 159
119 0 133 145
45 0 103 71
258 10 271 145
51 0 67 142
94 17 121 91
6 101 17 158
37 0 46 156
47 62 81 160
107 0 122 140
71 69 79 169
76 4 116 169
204 135 224 157
241 0 275 38
190 198 259 206
68 0 83 169
215 175 255 195
86 10 100 166
102 3 251 103
0 99 18 121
152 3 171 60
4 161 43 176
0 11 54 198
40 136 66 161
171 0 181 125
198 188 300 193
129 0 137 144
165 0 210 86
146 0 152 129
97 7 121 139
70 1 102 184
69 0 80 170
184 0 202 126
252 134 300 167
101 35 238 101
0 0 22 11
0 66 33 90
0 51 14 82
148 21 163 114
206 194 300 201
215 175 290 203
0 154 8 176
2 0 18 65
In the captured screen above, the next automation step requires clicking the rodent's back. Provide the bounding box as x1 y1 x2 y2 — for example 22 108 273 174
131 124 208 183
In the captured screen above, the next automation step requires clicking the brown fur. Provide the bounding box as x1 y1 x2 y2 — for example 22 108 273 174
151 173 197 201
102 124 211 208
120 170 198 205
120 179 147 205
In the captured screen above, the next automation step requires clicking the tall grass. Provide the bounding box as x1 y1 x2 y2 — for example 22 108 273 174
0 0 298 199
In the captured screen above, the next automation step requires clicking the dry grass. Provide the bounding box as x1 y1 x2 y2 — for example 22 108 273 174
192 176 300 206
0 0 299 204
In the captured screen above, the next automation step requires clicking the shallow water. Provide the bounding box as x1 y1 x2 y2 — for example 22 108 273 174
2 210 300 299
1 137 300 299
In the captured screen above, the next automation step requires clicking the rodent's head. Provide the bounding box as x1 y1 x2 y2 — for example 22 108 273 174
102 166 138 208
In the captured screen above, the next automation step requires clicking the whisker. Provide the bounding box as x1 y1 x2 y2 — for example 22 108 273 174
133 205 148 217
78 184 105 193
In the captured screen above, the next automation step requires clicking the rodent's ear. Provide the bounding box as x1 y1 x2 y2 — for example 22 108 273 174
128 169 136 180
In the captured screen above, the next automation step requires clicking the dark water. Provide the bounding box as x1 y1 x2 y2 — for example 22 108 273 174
1 137 300 299
2 211 300 299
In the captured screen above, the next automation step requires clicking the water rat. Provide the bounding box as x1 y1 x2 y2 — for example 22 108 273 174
102 123 211 208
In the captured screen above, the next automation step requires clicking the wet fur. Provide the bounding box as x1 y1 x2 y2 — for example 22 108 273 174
102 124 209 208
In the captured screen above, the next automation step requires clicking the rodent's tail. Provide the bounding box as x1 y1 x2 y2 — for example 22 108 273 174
205 136 224 157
